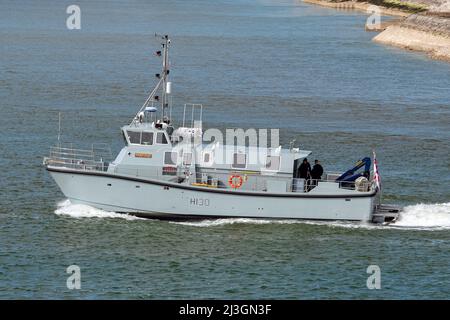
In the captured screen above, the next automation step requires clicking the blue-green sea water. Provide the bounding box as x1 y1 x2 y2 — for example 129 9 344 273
1 0 449 299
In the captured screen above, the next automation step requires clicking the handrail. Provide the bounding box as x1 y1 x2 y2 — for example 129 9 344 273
45 144 112 172
189 172 369 193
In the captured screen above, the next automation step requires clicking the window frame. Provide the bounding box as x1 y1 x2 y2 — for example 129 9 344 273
183 152 193 166
203 152 211 164
232 153 247 169
141 131 154 145
164 151 178 166
127 131 141 145
265 155 281 171
156 132 169 145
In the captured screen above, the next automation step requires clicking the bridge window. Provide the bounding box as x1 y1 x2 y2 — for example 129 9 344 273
127 131 141 144
164 151 177 165
156 132 168 144
232 153 246 169
265 155 280 171
141 132 154 145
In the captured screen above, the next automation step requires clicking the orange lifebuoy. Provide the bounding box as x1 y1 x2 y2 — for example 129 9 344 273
228 175 243 189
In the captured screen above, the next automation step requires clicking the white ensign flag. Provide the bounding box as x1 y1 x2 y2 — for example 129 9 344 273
373 150 381 191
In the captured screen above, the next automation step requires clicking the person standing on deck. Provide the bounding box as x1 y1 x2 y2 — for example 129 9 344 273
298 158 311 179
298 158 312 191
311 159 324 186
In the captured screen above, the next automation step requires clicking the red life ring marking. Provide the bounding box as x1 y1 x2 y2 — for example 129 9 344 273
228 175 243 189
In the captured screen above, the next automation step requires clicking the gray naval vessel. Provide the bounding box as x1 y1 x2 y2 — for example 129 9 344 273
43 35 400 223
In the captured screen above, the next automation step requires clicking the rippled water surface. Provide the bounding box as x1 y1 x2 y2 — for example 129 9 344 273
1 0 449 299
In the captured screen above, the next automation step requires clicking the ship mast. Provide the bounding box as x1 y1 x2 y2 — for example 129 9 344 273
131 34 171 125
159 34 171 123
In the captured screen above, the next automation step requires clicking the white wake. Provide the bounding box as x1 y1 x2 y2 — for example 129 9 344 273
54 199 142 221
175 203 450 230
53 199 450 230
172 218 301 227
174 218 379 229
392 202 450 230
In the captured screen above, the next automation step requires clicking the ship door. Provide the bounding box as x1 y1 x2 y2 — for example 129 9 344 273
181 148 196 184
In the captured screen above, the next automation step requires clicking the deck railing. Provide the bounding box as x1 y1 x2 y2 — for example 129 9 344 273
45 147 372 193
191 171 368 193
44 144 112 172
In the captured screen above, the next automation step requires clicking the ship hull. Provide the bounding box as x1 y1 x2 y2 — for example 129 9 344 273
47 167 377 221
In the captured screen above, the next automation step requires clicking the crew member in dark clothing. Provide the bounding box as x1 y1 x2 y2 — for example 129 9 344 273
311 160 324 180
298 158 311 179
298 158 312 191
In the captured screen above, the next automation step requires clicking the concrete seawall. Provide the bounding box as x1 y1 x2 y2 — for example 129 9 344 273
374 19 450 62
303 0 411 17
374 14 450 61
303 0 450 63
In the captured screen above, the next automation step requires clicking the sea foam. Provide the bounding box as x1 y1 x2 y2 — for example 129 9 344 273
173 203 450 230
54 199 142 221
54 199 450 230
393 202 450 229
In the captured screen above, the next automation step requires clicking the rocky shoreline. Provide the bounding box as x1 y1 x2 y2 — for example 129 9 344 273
303 0 411 16
374 13 450 62
303 0 450 62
